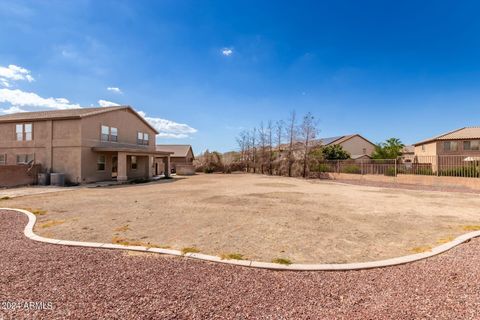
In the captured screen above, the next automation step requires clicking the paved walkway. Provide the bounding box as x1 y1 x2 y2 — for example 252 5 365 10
1 210 480 319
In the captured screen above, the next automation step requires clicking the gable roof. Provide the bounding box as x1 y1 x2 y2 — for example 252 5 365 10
414 127 480 146
318 134 376 147
156 144 194 158
0 106 159 134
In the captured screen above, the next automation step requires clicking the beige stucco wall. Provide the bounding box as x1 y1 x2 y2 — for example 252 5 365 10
339 136 376 157
0 108 158 184
414 142 437 157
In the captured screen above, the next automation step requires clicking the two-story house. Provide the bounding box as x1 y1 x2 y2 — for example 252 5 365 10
0 106 172 184
414 127 480 157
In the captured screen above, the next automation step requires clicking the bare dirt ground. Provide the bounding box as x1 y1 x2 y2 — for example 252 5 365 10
3 173 480 264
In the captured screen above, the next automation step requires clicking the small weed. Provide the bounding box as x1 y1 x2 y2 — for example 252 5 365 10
0 196 10 200
182 247 200 255
272 258 292 265
111 237 168 249
463 225 480 231
114 225 130 232
30 208 47 216
220 253 245 260
410 245 432 253
437 236 455 244
39 220 65 228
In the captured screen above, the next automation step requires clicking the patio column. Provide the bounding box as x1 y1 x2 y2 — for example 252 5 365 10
117 152 128 182
165 155 171 177
148 156 154 178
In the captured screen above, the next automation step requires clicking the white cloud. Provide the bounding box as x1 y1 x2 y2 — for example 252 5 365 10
98 99 119 107
221 48 233 56
0 64 35 87
0 106 28 114
107 87 122 94
0 89 80 110
137 110 197 139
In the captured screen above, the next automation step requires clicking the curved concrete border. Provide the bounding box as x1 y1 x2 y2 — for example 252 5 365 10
3 207 480 271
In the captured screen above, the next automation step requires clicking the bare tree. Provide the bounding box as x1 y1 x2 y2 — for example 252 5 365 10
236 130 248 171
251 127 257 173
286 111 297 177
267 120 273 175
274 120 284 175
258 122 267 174
299 112 318 178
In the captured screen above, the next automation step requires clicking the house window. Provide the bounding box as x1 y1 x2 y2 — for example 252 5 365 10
362 148 367 154
464 140 480 151
131 156 137 170
0 154 6 165
422 145 425 151
137 132 149 145
111 127 118 142
16 154 34 164
443 141 458 151
101 125 110 141
97 155 106 171
16 123 33 141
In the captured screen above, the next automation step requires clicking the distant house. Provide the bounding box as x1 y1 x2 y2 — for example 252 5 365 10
155 144 195 175
0 106 173 184
413 127 480 156
316 134 376 159
400 146 415 162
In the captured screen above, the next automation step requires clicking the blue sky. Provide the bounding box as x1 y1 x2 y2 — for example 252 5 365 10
1 0 480 153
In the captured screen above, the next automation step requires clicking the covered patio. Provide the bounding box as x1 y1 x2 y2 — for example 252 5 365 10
92 146 173 182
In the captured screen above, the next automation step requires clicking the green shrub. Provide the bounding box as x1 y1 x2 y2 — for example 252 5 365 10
342 165 361 174
314 163 332 173
439 167 480 177
384 167 396 176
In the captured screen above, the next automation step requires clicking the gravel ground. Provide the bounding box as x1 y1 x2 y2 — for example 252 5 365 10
2 211 480 319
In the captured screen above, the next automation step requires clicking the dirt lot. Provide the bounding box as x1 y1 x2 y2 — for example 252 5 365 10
3 173 480 264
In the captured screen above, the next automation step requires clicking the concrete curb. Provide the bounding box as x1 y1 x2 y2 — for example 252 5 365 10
3 207 480 271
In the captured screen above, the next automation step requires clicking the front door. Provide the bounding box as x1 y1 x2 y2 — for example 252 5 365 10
112 156 118 179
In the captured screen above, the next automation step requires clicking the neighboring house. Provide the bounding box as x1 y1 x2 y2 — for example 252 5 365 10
315 134 376 159
400 145 415 162
0 106 173 184
413 127 480 156
155 144 195 175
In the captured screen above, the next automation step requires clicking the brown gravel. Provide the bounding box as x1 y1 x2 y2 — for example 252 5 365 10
2 210 480 319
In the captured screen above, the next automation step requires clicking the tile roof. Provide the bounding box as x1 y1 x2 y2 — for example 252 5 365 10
414 127 480 146
0 106 127 122
156 145 193 158
0 106 159 134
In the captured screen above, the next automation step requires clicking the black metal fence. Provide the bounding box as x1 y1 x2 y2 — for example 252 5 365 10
315 155 480 178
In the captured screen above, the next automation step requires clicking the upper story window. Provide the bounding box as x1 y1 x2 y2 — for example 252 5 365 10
16 123 33 141
464 140 480 151
362 148 367 154
0 154 6 165
101 125 118 142
137 132 149 145
443 141 458 152
421 145 425 151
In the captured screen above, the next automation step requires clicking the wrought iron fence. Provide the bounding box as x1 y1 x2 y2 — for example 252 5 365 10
315 155 480 178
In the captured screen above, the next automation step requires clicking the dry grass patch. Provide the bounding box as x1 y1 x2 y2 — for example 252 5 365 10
437 236 455 244
23 208 48 216
114 225 131 232
462 225 480 231
0 196 11 200
409 245 432 254
272 258 292 265
220 253 246 260
182 247 200 255
111 237 168 249
39 219 65 228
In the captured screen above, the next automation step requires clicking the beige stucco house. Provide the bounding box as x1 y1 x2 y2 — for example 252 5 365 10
0 106 172 184
317 134 376 159
414 127 480 156
155 144 195 175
